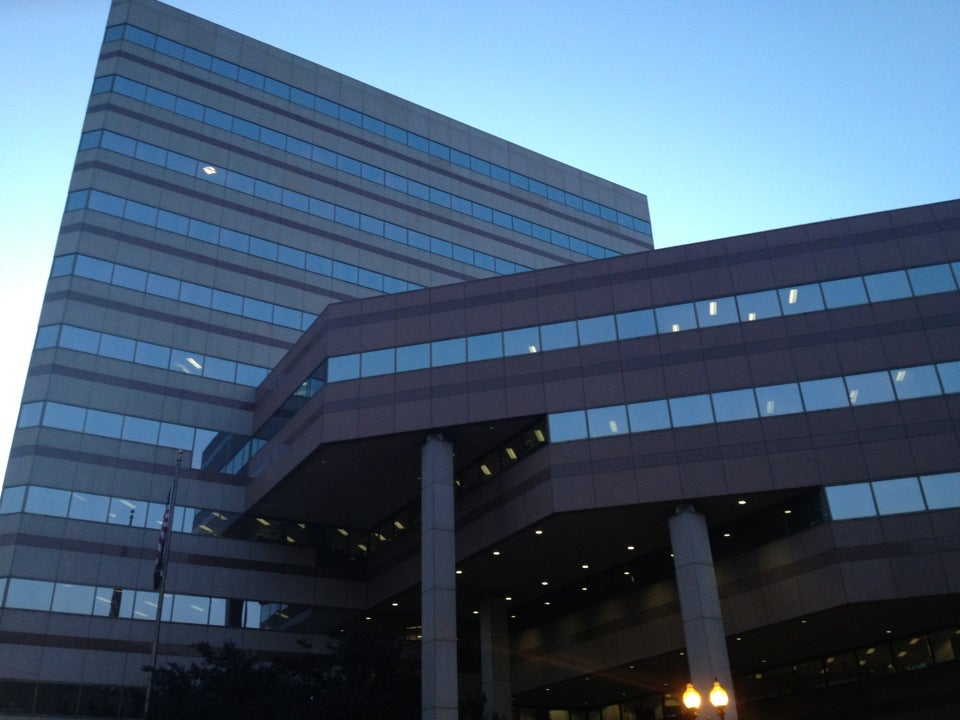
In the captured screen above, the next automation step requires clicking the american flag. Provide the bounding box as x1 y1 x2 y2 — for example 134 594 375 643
153 490 172 591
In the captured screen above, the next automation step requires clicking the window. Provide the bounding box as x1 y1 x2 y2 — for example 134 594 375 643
800 377 849 411
756 384 803 416
736 290 781 322
845 372 894 405
872 477 925 515
920 472 960 509
655 303 697 333
669 394 714 427
626 400 672 432
826 484 876 520
548 411 588 442
586 406 629 437
711 388 758 421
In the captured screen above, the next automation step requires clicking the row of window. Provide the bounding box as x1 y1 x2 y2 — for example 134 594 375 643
105 23 652 237
67 186 422 295
80 123 533 275
36 324 269 387
91 77 620 261
0 679 142 718
0 577 320 633
16 401 215 470
324 260 960 383
548 359 960 442
52 252 317 331
825 473 960 519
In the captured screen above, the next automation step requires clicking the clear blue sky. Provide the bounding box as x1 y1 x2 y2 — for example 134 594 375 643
1 0 958 483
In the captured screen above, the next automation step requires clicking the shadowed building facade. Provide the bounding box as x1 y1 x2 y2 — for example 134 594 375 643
1 1 959 719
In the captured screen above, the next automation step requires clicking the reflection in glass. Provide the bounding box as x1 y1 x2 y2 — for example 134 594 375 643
864 270 912 302
845 372 894 405
52 584 96 614
0 485 26 514
668 394 714 427
586 406 629 437
615 309 656 339
711 388 758 421
172 594 210 625
800 377 849 411
432 338 466 367
756 384 803 416
395 343 431 372
655 303 697 334
503 327 540 356
548 411 588 442
920 472 960 509
695 296 738 328
68 493 110 522
467 332 503 361
891 365 942 400
5 578 54 611
907 264 956 296
780 283 824 315
826 484 876 520
577 316 617 346
626 400 671 432
872 477 925 515
937 360 960 393
736 290 781 322
540 322 578 351
327 354 360 381
25 486 71 516
361 348 395 377
821 277 868 308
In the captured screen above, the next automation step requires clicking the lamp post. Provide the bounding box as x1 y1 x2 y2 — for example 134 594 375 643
680 678 728 719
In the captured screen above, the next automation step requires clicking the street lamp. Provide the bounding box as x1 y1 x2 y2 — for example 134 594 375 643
681 678 728 719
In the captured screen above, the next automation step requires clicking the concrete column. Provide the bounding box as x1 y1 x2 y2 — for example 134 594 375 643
480 597 512 720
669 505 738 720
422 434 459 720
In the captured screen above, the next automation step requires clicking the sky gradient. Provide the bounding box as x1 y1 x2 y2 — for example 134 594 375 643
1 0 958 482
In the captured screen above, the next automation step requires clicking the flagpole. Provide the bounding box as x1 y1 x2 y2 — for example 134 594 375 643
143 449 183 719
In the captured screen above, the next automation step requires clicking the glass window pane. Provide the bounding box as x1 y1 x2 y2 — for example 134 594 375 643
172 594 210 625
655 303 697 334
5 578 54 610
548 411 588 442
327 354 360 381
99 334 135 361
132 591 160 621
113 265 148 292
872 477 925 515
669 394 714 427
712 388 758 421
431 338 466 367
577 316 617 346
920 472 960 510
25 486 71 516
108 497 147 527
737 290 781 322
800 377 849 411
134 342 171 369
68 493 110 522
59 326 100 353
540 321 578 351
122 416 160 444
43 402 86 431
821 277 868 309
937 360 960 393
695 297 738 328
52 583 95 614
845 372 894 405
826 483 877 520
35 325 59 349
169 349 205 376
0 485 26 514
907 264 956 296
616 309 656 339
361 348 395 377
17 402 43 428
890 365 942 400
627 400 671 432
203 356 236 382
756 384 803 416
586 405 629 437
93 587 122 617
467 333 503 362
779 284 824 315
864 270 912 302
395 343 430 372
503 327 540 356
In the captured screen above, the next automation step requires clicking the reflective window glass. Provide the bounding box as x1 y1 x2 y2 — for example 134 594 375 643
202 356 235 383
59 326 100 353
4 578 54 611
361 348 395 377
711 389 758 421
180 282 212 307
864 270 912 302
24 486 70 516
937 360 960 393
43 402 86 431
872 477 925 515
75 255 114 282
540 322 578 351
99 335 135 361
695 296 738 328
169 350 204 376
737 290 781 322
779 284 824 315
0 485 26 514
236 364 268 387
35 325 59 349
920 472 960 509
108 497 146 527
669 394 713 427
134 342 171 368
146 273 180 300
626 400 671 432
615 309 657 340
92 586 121 617
503 327 540 356
432 338 466 367
327 354 360 381
209 597 227 627
52 583 95 614
756 384 803 416
891 365 942 400
467 333 503 362
577 316 617 346
907 264 956 296
800 377 849 411
825 483 876 520
821 277 868 308
845 372 894 405
586 405 629 437
102 380 146 427
655 303 697 334
68 493 110 522
132 591 162 621
548 411 588 442
172 594 210 625
113 265 148 292
17 402 43 428
395 343 430 372
122 416 160 444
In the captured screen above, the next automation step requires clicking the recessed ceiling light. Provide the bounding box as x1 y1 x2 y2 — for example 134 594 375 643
472 610 479 615
581 587 588 591
723 533 731 538
504 596 512 601
784 509 792 515
627 545 635 551
534 529 543 535
737 499 747 505
541 580 549 586
544 601 551 606
493 550 501 556
581 564 589 569
505 447 518 460
455 569 463 575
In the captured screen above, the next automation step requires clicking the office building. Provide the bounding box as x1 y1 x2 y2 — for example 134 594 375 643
1 1 958 719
